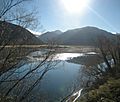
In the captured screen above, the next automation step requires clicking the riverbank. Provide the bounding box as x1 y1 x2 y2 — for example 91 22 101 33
79 77 120 102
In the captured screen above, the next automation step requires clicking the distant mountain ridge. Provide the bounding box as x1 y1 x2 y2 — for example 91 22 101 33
1 21 116 46
39 26 116 46
0 21 43 45
38 30 62 43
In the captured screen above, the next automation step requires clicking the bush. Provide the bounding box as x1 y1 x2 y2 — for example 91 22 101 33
79 78 120 102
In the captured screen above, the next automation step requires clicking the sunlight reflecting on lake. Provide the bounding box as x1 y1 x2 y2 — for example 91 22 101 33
55 53 84 60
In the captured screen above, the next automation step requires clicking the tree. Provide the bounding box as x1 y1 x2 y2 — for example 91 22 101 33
0 0 59 101
63 34 120 102
0 0 38 74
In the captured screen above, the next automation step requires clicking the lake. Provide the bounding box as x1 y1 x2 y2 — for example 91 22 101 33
0 50 97 102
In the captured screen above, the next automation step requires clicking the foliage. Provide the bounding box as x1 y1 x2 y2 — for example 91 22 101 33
79 78 120 102
0 95 16 102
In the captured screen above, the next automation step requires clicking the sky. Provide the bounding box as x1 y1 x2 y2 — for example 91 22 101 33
28 0 120 34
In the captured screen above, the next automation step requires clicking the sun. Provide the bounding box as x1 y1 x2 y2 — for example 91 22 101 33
62 0 90 14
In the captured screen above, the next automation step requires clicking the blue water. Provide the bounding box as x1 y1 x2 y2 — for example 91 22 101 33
0 52 82 102
38 61 81 101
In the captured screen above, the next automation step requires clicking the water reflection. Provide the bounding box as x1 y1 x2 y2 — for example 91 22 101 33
55 53 84 60
0 51 97 102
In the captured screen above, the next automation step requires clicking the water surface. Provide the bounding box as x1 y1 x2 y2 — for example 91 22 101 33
0 51 94 101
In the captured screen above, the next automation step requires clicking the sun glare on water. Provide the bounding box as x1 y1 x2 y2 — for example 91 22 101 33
62 0 91 14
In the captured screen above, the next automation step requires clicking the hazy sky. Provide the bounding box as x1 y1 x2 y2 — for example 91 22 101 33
29 0 120 33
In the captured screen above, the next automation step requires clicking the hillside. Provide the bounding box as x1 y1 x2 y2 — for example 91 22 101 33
0 21 43 45
39 30 62 43
57 27 115 46
39 26 116 46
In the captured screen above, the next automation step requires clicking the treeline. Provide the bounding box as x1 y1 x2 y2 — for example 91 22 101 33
78 35 120 102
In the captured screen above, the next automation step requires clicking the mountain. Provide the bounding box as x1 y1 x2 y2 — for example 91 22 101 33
38 26 116 46
0 21 43 45
57 26 115 46
38 30 62 43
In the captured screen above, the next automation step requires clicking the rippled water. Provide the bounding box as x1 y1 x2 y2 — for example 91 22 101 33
0 51 96 102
